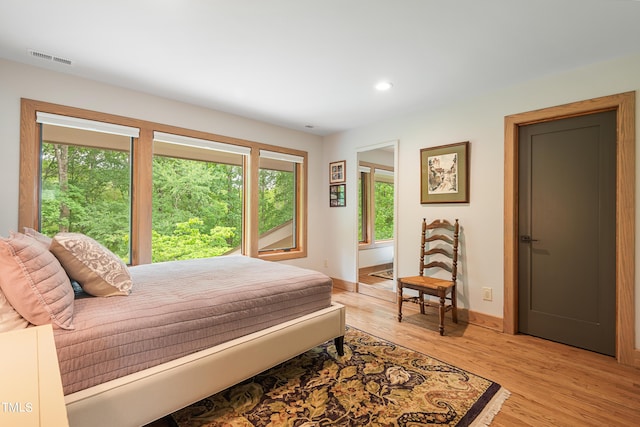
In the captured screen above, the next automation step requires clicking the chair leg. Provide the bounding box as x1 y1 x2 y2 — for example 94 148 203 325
438 293 446 336
419 291 426 314
451 286 458 324
397 281 403 322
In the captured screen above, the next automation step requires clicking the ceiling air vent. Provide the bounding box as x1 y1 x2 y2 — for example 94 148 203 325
28 49 72 66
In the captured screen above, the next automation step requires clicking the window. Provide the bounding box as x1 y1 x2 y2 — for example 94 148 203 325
374 169 394 241
151 133 248 262
358 162 394 246
37 113 137 264
19 100 307 264
258 150 303 253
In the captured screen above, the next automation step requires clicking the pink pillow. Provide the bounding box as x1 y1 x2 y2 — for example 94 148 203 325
0 232 74 330
23 227 53 249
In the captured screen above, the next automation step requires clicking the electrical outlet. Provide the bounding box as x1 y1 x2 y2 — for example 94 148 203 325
324 259 328 268
482 287 493 301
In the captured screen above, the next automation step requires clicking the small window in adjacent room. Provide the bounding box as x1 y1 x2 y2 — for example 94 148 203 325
358 162 394 246
374 168 394 241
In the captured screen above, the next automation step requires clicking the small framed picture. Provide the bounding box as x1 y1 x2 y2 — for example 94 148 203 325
330 184 346 207
420 141 469 204
329 160 346 184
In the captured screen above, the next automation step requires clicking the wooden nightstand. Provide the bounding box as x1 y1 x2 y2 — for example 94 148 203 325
0 324 69 427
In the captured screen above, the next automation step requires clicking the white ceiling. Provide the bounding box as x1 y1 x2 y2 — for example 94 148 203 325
1 0 640 136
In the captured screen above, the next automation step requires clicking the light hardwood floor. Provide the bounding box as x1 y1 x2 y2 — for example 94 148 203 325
332 289 640 426
357 265 396 302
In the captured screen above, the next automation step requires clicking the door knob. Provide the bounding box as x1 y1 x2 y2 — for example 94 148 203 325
520 235 539 243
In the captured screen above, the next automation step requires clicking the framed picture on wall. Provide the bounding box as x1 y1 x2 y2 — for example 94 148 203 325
329 160 346 184
329 184 346 207
420 141 469 203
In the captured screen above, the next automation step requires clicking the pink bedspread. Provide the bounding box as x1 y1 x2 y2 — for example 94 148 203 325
53 256 333 395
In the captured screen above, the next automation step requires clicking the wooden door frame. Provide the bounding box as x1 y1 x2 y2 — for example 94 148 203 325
504 91 636 366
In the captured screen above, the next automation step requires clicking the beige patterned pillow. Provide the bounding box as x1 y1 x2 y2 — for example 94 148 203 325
0 232 74 330
50 233 132 297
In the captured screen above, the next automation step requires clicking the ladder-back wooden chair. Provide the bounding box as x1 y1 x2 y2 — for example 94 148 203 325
397 218 459 335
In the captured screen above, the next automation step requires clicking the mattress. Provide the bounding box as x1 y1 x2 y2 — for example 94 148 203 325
53 255 333 395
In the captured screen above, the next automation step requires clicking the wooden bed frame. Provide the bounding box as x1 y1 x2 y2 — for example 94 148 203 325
64 302 346 427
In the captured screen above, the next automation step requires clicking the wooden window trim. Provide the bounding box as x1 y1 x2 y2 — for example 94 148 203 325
253 150 308 261
19 98 307 264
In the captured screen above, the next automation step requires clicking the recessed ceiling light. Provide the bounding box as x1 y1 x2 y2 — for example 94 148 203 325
375 81 393 91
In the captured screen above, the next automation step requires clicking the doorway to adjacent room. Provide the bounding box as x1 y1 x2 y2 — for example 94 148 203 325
356 141 398 302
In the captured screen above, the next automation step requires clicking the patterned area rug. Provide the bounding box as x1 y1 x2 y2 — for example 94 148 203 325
369 269 393 280
171 327 509 426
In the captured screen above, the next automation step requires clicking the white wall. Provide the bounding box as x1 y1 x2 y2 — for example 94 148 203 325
0 59 325 271
323 53 640 346
358 246 393 269
358 147 394 166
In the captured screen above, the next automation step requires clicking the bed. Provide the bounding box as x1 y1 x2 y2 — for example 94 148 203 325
61 256 346 427
64 302 345 427
0 232 345 427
